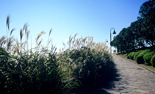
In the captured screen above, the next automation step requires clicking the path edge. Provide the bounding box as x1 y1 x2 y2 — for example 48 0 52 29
113 54 155 74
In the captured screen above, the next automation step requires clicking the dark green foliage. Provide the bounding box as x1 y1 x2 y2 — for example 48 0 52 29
134 51 142 60
136 49 150 64
130 52 136 60
143 52 154 65
111 0 155 52
0 47 9 62
67 47 115 92
127 52 132 59
0 47 64 94
151 54 155 67
127 52 136 60
0 47 10 93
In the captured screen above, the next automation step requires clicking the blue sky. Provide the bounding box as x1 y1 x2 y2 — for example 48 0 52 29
0 0 147 52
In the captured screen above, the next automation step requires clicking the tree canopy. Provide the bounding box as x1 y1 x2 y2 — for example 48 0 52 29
111 0 155 53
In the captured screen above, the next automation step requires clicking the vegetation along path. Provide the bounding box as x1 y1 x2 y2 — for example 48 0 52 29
103 54 155 94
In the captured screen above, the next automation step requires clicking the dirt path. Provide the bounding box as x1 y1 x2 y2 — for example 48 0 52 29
100 54 155 94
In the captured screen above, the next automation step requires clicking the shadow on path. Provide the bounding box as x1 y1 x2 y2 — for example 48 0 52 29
75 60 121 94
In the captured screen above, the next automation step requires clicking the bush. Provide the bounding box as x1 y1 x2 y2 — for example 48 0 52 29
136 49 150 64
143 52 154 65
151 54 155 67
133 50 143 60
127 52 132 59
127 52 136 60
131 52 136 60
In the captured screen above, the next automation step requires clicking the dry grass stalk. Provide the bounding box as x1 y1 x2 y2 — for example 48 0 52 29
74 33 78 39
38 39 43 46
37 31 45 40
37 33 42 41
69 37 73 43
14 39 20 54
10 28 15 36
41 31 45 34
20 29 24 40
0 36 6 43
23 23 29 32
7 37 13 51
26 30 30 39
25 26 28 33
6 15 10 30
49 28 52 36
82 37 87 43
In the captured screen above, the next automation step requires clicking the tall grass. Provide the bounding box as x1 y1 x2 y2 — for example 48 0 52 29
57 34 114 93
0 15 115 94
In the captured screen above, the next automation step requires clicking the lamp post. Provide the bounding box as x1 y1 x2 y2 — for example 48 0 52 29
110 28 116 53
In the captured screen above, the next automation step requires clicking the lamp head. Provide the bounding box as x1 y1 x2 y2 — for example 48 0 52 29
113 30 116 34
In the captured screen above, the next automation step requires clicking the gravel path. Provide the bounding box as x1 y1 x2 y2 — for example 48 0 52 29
101 54 155 94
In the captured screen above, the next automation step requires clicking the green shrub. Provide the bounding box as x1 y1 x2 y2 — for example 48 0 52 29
127 52 132 59
127 52 136 60
143 52 154 65
134 50 143 60
131 52 136 60
136 49 150 64
151 54 155 67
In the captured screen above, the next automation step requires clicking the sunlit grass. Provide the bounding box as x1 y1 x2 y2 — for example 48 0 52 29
140 64 155 71
117 53 155 72
0 15 115 94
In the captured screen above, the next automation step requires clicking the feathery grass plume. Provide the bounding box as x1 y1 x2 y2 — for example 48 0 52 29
20 29 24 41
23 23 27 30
74 33 78 39
38 39 43 46
0 36 6 47
82 37 87 46
37 34 42 41
0 36 6 43
41 31 46 34
10 28 15 36
6 15 10 30
69 35 74 43
47 29 52 48
20 29 24 55
37 31 45 40
26 30 30 39
7 37 13 51
23 23 29 32
25 25 28 33
49 28 52 36
13 39 20 54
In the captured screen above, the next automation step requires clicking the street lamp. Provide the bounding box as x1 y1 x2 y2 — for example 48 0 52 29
110 28 116 53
